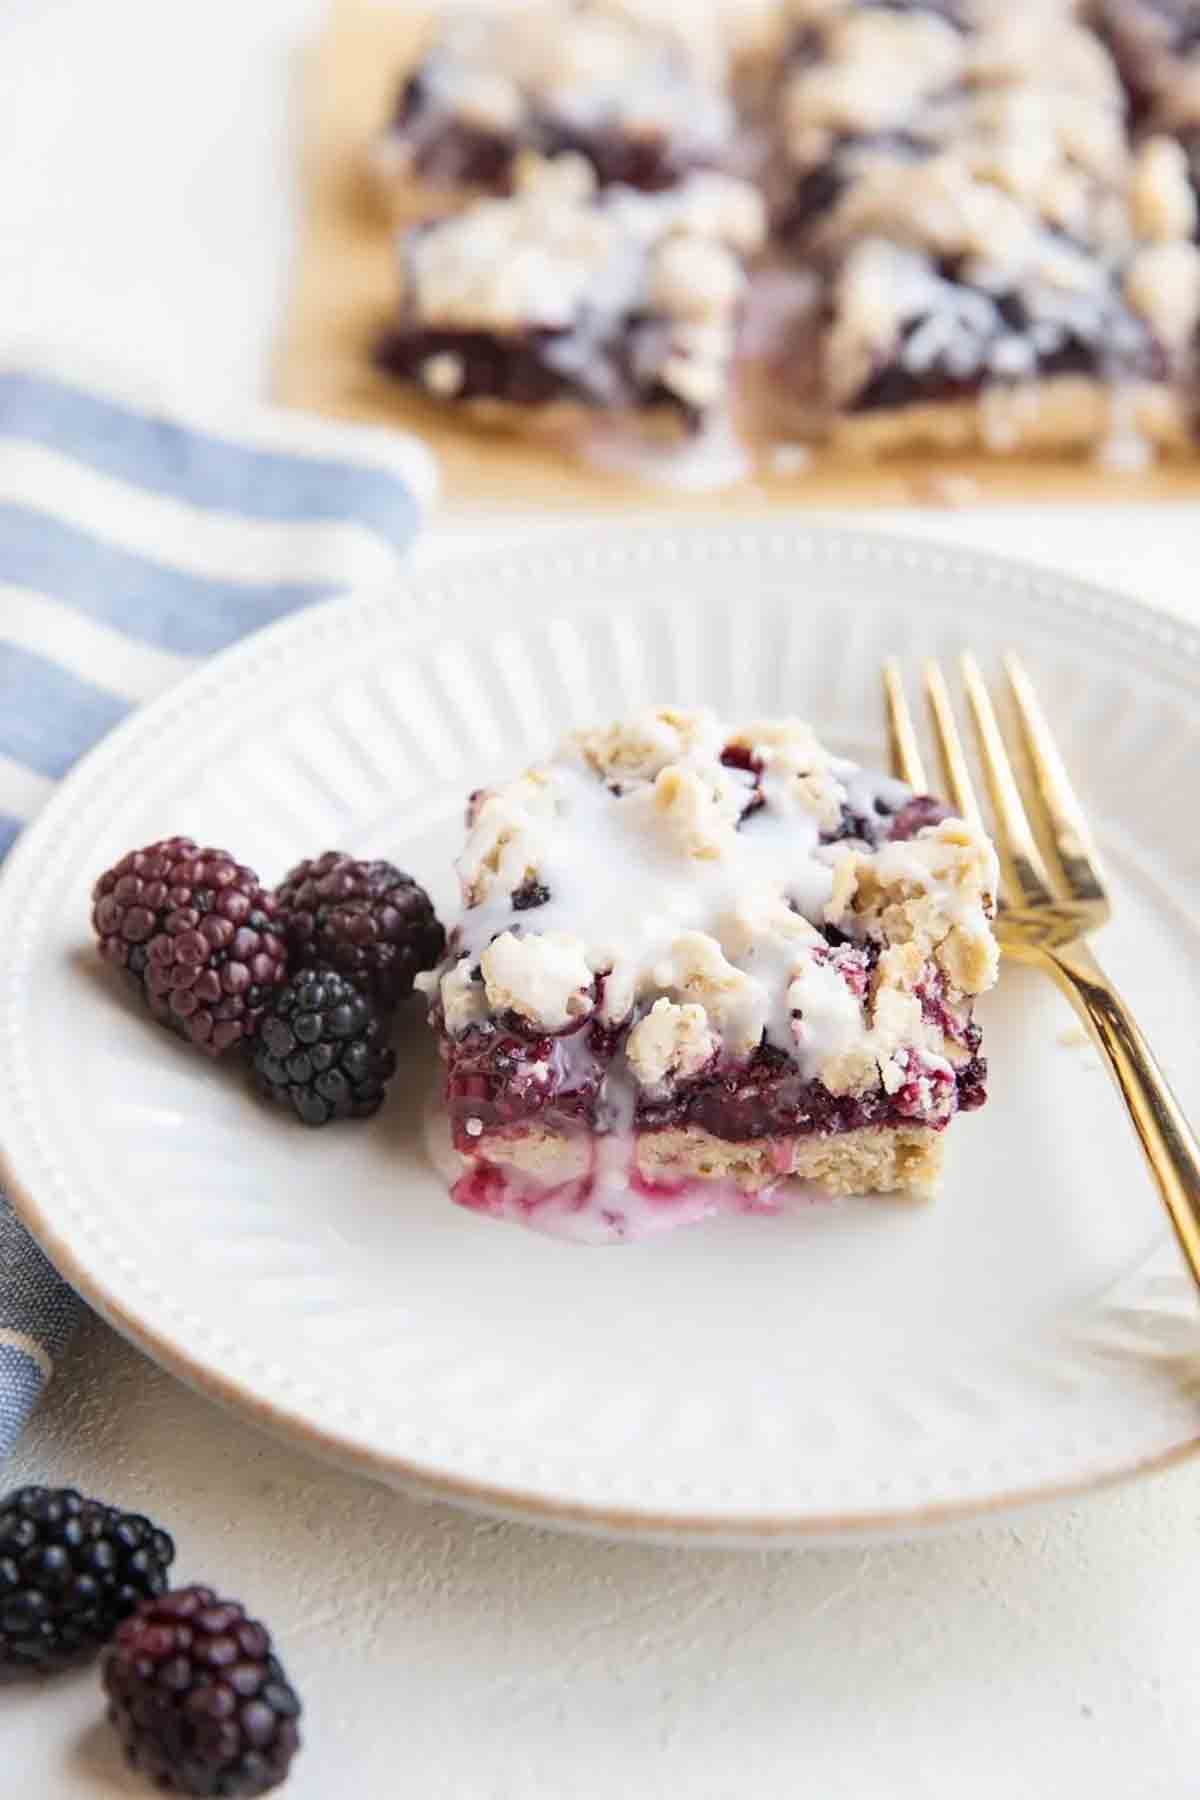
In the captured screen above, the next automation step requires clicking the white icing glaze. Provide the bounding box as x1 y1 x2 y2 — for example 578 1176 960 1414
579 406 753 491
426 708 997 1081
449 756 842 1057
786 951 865 1063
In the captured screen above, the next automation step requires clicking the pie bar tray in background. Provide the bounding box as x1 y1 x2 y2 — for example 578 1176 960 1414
275 0 1200 510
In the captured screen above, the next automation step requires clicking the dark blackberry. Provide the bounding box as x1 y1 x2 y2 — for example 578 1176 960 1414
0 1486 174 1673
252 965 396 1127
719 744 765 824
823 805 866 844
93 839 288 1057
274 852 444 1010
103 1585 301 1797
511 878 550 910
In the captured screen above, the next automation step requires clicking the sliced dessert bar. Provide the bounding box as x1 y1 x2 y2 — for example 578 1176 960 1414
816 219 1186 456
374 0 733 201
757 0 1198 453
375 154 766 431
420 707 999 1244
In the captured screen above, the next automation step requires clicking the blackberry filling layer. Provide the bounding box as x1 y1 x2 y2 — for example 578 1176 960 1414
388 74 515 190
377 325 594 412
441 1012 985 1148
387 77 728 196
377 317 706 426
420 707 1000 1245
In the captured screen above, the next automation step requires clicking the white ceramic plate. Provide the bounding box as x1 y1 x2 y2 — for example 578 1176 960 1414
4 524 1200 1545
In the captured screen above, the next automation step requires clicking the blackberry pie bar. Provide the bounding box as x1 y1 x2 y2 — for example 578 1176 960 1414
764 0 1199 454
375 0 733 200
376 153 766 429
420 708 999 1243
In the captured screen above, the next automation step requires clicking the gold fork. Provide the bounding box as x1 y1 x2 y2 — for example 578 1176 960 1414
884 653 1200 1291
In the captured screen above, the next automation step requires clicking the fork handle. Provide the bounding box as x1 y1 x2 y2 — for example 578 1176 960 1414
1042 939 1200 1287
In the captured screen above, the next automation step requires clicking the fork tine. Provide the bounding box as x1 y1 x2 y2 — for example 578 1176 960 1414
883 659 928 790
922 659 982 829
1003 653 1107 905
959 652 1057 908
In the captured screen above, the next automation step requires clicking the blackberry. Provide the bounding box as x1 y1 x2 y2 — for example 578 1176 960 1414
511 878 550 910
93 839 288 1056
103 1585 302 1797
252 966 396 1127
0 1486 174 1673
887 796 950 842
274 852 444 1010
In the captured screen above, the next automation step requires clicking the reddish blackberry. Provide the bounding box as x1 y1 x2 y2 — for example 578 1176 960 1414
887 795 951 841
92 837 201 981
0 1486 174 1673
92 839 288 1056
252 965 396 1127
103 1585 301 1797
274 852 444 1009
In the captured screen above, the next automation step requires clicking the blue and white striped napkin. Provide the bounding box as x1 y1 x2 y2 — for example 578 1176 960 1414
0 366 436 1462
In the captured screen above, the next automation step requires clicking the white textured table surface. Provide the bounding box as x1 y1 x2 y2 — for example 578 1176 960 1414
3 4 1200 1796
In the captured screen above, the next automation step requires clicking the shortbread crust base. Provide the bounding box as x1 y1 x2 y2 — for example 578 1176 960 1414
474 1120 946 1200
829 376 1187 459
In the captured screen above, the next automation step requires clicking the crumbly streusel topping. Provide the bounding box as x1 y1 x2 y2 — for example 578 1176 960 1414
1124 234 1200 350
405 154 764 331
626 996 719 1088
405 154 620 333
421 707 999 1100
782 7 967 149
827 816 1000 992
778 3 1127 212
385 0 732 170
1130 131 1198 239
